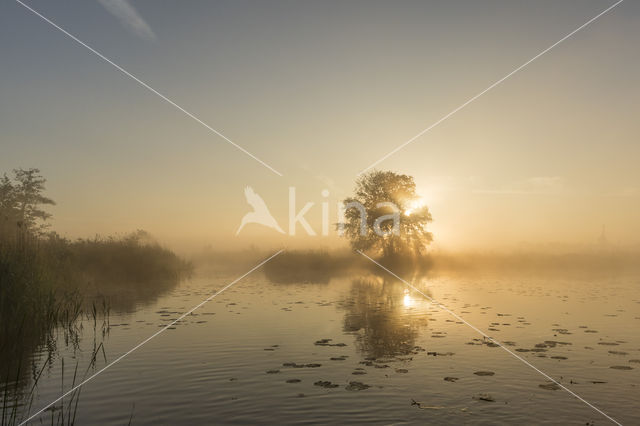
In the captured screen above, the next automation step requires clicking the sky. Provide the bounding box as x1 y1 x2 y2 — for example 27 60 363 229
1 0 639 252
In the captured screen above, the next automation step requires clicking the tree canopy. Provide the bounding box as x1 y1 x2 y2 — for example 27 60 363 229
339 170 433 257
0 168 55 239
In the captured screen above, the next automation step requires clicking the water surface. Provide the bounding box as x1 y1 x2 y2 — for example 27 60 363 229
6 267 640 425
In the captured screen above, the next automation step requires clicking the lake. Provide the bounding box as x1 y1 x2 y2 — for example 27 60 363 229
3 262 639 425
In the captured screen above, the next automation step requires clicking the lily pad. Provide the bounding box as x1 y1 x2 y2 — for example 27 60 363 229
314 339 347 347
314 380 339 388
539 382 561 390
345 381 370 391
474 393 495 402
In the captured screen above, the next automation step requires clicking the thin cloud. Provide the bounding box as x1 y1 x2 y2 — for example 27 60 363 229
98 0 156 41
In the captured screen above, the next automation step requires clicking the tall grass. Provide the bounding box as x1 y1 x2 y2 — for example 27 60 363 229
0 236 79 361
0 230 191 424
1 231 191 352
71 231 192 286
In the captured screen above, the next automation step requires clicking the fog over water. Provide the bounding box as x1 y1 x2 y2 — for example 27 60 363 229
2 1 639 424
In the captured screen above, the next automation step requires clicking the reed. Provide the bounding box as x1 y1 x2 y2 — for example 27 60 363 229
0 230 190 424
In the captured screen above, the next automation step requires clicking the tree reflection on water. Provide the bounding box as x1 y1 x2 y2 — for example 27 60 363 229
341 275 431 359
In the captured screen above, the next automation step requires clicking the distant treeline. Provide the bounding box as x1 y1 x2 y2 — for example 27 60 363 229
192 247 435 283
192 247 359 283
428 249 640 275
192 245 640 283
264 250 344 284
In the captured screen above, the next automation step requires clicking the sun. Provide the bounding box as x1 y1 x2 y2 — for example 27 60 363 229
404 198 425 216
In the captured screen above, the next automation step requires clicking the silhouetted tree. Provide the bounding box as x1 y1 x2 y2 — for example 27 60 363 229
0 168 55 239
339 170 433 257
0 175 17 235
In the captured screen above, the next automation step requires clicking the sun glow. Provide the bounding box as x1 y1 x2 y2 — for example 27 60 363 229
404 198 425 216
403 288 415 307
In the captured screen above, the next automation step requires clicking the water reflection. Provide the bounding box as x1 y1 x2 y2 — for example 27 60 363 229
86 278 180 314
341 276 431 359
0 276 181 419
264 265 332 284
263 251 335 284
403 288 416 307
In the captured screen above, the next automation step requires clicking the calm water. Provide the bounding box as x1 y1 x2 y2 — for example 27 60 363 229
6 266 640 425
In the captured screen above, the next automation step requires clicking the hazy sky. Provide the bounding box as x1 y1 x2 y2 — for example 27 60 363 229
1 0 638 251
